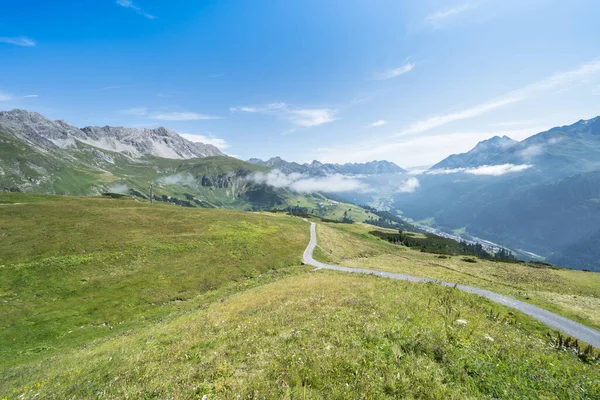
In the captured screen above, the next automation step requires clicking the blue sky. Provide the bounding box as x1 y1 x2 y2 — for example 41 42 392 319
2 0 600 167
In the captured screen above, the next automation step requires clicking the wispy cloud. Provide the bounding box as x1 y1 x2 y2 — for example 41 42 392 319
425 2 480 28
315 127 544 168
150 112 219 121
427 164 533 176
178 133 229 150
396 58 600 137
118 107 220 121
120 107 148 116
208 73 225 78
397 177 420 193
0 37 36 47
374 62 415 80
368 120 387 128
230 102 336 128
101 84 143 91
252 170 370 193
0 91 40 101
398 96 524 136
116 0 156 19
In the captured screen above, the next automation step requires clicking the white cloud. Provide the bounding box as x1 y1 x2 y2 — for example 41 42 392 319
120 107 148 116
397 177 420 193
398 95 524 137
116 0 156 19
118 107 219 121
425 2 480 28
519 144 545 158
252 170 370 193
179 133 229 150
287 108 336 127
231 102 336 128
374 63 415 80
150 112 219 121
158 173 195 185
315 128 542 168
368 120 387 128
397 59 600 137
208 73 225 78
107 183 129 194
428 164 533 176
0 91 40 101
0 37 36 47
519 137 564 159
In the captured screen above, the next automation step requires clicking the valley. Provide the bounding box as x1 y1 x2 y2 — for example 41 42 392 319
4 2 600 398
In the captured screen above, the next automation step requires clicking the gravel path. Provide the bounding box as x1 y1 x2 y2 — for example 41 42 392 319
303 221 600 347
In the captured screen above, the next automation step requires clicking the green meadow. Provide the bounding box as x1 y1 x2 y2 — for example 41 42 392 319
1 193 599 399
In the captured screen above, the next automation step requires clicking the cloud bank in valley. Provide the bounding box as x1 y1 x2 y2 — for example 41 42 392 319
158 173 195 185
397 177 420 193
107 183 129 193
427 164 533 176
251 170 370 193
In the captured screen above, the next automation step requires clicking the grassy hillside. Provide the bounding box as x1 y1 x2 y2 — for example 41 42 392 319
1 194 599 399
2 272 599 398
0 193 308 368
314 222 600 331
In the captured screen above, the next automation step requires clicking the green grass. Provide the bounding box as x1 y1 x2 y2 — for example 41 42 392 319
453 226 467 236
2 193 600 399
0 193 308 368
416 216 436 227
2 272 599 399
314 221 600 331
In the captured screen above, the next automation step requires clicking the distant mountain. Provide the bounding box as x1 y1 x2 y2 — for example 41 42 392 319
0 109 297 210
394 115 600 271
431 116 600 179
248 157 406 176
0 109 223 160
432 135 518 170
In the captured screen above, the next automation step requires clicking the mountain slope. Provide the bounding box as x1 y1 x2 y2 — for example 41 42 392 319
431 135 518 169
431 116 600 179
0 109 292 209
395 116 600 270
0 109 223 159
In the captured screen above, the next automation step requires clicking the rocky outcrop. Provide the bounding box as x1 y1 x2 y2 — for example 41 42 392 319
0 109 224 160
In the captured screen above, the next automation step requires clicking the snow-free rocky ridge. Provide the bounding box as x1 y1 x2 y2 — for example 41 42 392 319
0 109 224 160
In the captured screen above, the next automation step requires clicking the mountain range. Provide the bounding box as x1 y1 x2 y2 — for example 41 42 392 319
3 108 600 270
392 116 600 271
248 156 405 176
0 109 402 212
0 109 223 160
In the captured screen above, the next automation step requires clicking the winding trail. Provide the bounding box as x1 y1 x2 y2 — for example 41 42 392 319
303 221 600 347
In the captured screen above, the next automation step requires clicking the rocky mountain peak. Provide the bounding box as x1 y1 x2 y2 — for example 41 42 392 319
0 109 224 160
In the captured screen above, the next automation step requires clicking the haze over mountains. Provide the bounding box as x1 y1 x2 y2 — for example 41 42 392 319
248 156 405 176
394 116 600 271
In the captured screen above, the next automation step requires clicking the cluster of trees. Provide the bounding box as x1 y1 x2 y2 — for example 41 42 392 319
285 206 310 216
361 205 413 230
370 230 516 261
